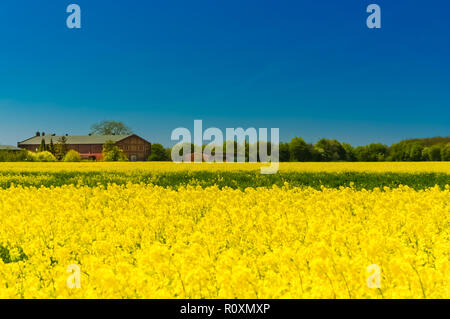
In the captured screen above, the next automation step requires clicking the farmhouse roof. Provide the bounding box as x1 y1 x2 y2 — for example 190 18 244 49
0 145 22 151
18 135 134 146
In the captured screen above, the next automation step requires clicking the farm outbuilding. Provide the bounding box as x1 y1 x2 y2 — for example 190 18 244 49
0 145 23 152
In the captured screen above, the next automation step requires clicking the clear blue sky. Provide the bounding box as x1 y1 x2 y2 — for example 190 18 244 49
0 0 449 146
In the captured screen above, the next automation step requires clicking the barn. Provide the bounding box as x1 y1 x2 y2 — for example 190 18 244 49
0 145 23 152
18 133 151 161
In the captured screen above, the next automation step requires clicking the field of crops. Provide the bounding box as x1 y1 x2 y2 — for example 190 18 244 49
1 162 449 189
0 162 449 298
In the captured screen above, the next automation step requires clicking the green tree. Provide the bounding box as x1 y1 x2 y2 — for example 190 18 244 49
55 136 68 160
148 143 170 161
422 145 442 161
369 143 388 161
314 139 346 162
289 137 313 162
279 142 290 162
90 121 132 135
39 138 47 152
342 143 357 162
102 140 128 161
49 138 55 155
441 143 450 161
355 143 388 162
409 144 424 161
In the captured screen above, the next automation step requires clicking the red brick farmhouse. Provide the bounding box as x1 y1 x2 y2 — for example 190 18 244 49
18 133 151 161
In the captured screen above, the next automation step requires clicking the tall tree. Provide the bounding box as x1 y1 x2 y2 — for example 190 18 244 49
278 142 290 162
422 145 442 161
441 144 450 161
90 121 132 136
55 136 68 160
49 138 55 155
342 143 357 162
38 138 47 152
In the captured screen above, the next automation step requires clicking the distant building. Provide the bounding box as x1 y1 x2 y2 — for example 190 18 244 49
0 145 22 152
18 133 151 161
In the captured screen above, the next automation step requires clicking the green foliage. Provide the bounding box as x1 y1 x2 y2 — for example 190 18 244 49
278 142 290 162
0 170 447 191
55 136 68 161
342 143 357 162
422 146 441 161
409 144 424 161
154 136 450 163
91 121 132 135
28 151 57 162
148 143 170 161
314 139 346 161
355 143 388 162
49 138 55 155
289 137 313 162
442 144 450 161
63 150 82 162
0 150 57 162
39 138 47 152
389 137 450 162
102 140 128 162
0 150 29 162
0 245 28 264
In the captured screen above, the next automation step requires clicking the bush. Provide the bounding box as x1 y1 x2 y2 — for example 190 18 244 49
31 151 57 162
102 140 128 162
0 150 29 162
63 150 81 162
103 150 128 162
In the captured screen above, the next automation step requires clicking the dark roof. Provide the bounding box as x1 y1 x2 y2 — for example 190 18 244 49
0 145 22 151
18 135 134 146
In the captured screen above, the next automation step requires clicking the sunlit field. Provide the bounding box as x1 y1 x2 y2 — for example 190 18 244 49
1 161 450 173
1 162 449 190
0 162 449 298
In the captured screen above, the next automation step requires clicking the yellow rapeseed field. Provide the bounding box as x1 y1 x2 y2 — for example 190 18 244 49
1 161 450 174
0 179 448 298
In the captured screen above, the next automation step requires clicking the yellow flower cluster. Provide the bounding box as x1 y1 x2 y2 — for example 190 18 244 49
1 161 449 174
0 183 448 299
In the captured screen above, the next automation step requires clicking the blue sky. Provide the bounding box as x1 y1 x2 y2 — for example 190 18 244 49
0 0 449 146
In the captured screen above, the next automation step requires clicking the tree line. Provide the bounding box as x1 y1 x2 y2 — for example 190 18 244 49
1 120 449 162
148 137 450 162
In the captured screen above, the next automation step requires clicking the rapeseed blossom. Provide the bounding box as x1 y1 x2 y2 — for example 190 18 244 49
1 162 449 174
0 182 448 299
